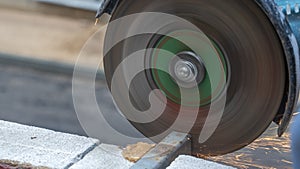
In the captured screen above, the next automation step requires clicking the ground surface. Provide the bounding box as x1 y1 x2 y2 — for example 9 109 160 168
0 62 293 169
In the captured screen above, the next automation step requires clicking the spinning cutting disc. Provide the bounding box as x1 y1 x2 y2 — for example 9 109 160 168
104 0 286 155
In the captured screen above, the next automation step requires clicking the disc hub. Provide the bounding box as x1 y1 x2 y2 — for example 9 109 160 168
170 51 206 88
174 60 196 82
149 30 228 106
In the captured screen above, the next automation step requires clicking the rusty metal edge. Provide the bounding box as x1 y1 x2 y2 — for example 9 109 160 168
130 132 191 169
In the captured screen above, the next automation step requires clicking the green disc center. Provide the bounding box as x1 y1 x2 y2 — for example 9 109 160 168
150 30 228 107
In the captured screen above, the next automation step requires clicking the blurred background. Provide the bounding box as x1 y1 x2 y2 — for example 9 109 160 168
0 0 108 135
0 1 296 168
0 0 104 66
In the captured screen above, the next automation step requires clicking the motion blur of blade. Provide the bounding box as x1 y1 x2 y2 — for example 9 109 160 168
101 0 300 156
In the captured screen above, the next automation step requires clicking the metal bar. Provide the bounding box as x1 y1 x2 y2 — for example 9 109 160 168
130 132 191 169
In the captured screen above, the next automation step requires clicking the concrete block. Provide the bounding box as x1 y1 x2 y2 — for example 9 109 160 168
0 120 99 168
167 155 236 169
70 144 134 169
0 120 238 169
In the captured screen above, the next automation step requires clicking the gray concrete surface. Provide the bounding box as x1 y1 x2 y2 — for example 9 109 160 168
0 62 88 135
0 120 235 169
0 120 99 168
70 144 133 169
168 155 236 169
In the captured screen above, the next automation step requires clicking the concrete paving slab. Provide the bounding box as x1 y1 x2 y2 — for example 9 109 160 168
0 120 99 169
69 144 133 169
167 155 236 169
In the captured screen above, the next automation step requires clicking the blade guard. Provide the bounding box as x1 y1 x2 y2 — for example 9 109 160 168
95 0 119 19
257 0 300 136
